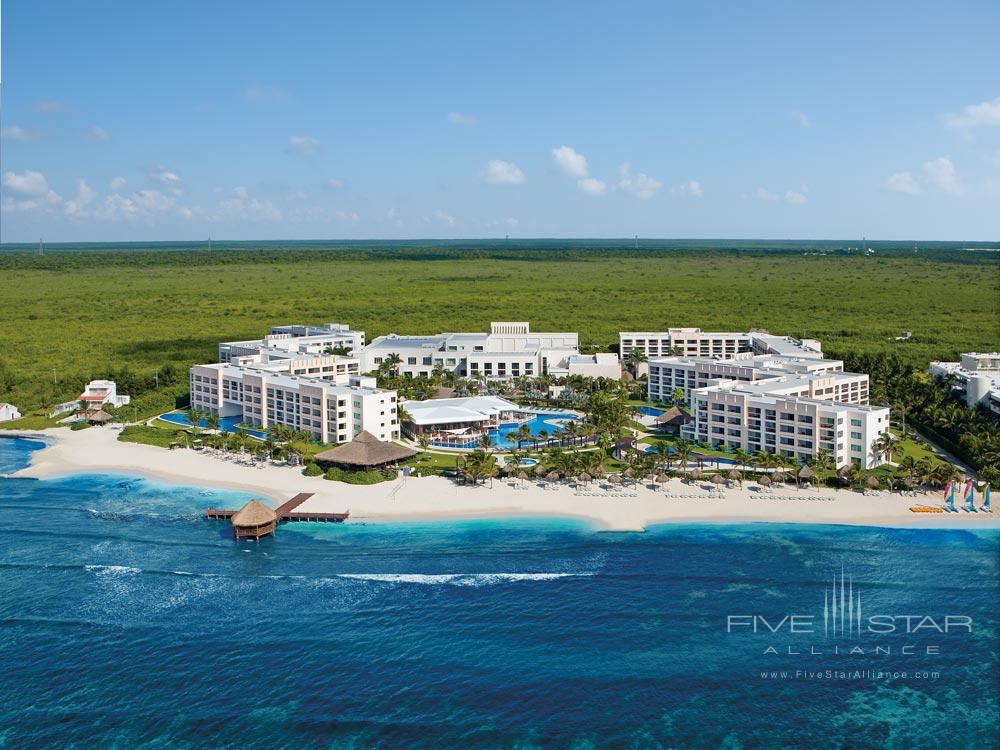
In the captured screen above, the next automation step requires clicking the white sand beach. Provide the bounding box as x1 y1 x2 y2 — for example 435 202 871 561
10 429 999 532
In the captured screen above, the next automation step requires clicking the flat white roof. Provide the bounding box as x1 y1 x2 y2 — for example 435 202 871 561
402 395 521 425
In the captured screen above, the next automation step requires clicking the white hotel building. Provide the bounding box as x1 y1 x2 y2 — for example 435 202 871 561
620 328 824 361
646 348 889 468
928 352 1000 416
361 322 619 381
190 324 398 444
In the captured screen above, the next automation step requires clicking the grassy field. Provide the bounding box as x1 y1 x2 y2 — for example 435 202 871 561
0 247 996 413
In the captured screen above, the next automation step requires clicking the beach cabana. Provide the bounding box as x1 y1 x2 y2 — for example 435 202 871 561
865 475 881 489
757 474 772 487
711 474 725 487
613 437 637 460
656 473 669 489
230 500 277 540
81 408 114 425
797 465 816 487
313 430 417 470
727 469 742 484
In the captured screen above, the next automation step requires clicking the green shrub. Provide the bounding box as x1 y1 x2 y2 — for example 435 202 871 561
302 462 323 477
70 421 91 431
323 466 397 484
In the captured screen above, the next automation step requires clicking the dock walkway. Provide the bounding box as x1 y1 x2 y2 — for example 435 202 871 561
206 492 349 524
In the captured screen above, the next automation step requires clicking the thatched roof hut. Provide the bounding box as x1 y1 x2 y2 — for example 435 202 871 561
797 465 816 480
653 407 694 434
865 475 881 489
608 473 621 485
689 468 703 481
82 409 114 424
656 473 669 485
727 469 742 481
578 472 592 484
313 431 417 469
758 474 772 486
230 500 277 540
517 470 529 482
534 464 547 476
546 471 560 482
711 474 725 485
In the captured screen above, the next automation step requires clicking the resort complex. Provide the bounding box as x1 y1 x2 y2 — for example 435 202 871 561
360 322 619 381
619 328 824 363
929 352 1000 416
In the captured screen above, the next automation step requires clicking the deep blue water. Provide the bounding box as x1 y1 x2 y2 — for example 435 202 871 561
1 436 998 749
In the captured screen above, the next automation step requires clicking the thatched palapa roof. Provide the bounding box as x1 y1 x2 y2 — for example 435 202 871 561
654 407 693 425
313 431 417 468
231 500 277 528
83 409 114 423
797 465 817 479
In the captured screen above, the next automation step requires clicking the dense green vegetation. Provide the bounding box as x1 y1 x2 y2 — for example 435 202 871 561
1 246 995 420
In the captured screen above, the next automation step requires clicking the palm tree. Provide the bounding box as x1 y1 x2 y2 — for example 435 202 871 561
480 432 494 450
871 432 903 466
205 412 221 433
671 387 686 406
381 353 402 377
185 406 202 433
417 434 431 450
537 429 549 448
808 448 835 476
654 441 672 472
733 448 751 469
673 438 693 474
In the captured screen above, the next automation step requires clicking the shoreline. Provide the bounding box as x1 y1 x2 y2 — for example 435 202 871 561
7 429 999 533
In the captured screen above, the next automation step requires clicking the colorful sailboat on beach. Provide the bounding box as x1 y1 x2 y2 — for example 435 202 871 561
944 481 957 512
981 483 991 513
963 480 976 512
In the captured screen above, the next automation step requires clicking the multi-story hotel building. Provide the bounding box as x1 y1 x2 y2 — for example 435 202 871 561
619 328 824 361
218 323 365 363
685 380 889 468
648 351 887 468
928 352 1000 415
190 323 397 444
189 365 399 444
360 322 617 381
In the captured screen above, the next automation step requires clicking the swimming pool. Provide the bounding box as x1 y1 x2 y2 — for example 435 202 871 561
431 411 579 449
634 405 666 417
157 412 268 440
638 443 736 466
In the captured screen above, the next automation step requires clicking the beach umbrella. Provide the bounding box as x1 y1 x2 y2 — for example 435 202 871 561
578 471 592 484
623 468 636 478
711 474 725 486
797 465 816 480
517 470 529 483
689 468 703 481
865 475 880 489
758 474 771 486
534 465 547 476
608 473 621 485
903 477 915 488
727 469 742 482
546 471 561 483
772 471 786 484
656 473 669 487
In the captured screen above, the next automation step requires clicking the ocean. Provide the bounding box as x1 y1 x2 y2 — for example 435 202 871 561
1 436 997 749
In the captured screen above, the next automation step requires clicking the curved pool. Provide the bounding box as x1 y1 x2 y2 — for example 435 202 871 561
431 411 579 449
157 412 267 440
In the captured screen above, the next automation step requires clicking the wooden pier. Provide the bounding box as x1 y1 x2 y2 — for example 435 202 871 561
205 492 349 535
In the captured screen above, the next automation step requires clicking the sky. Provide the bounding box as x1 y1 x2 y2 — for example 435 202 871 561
1 0 999 242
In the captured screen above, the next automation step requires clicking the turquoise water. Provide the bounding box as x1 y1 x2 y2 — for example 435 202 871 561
1 437 997 748
157 411 268 439
431 411 577 448
635 405 666 417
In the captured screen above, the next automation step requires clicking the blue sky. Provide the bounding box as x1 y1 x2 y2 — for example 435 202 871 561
2 1 998 242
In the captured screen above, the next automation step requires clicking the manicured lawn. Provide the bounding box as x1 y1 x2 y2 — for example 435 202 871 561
0 412 65 431
119 424 189 448
891 429 939 462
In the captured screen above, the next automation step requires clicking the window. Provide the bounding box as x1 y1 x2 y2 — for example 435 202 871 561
851 419 862 427
851 431 862 439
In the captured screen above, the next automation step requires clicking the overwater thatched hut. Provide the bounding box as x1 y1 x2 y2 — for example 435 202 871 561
230 500 277 540
313 431 417 470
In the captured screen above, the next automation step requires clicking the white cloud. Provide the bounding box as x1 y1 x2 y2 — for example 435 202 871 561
288 135 321 155
577 177 607 196
616 163 662 199
552 145 589 179
922 156 963 194
753 187 779 202
110 176 126 191
211 187 281 222
86 126 110 141
671 180 704 198
428 209 456 226
335 210 360 223
793 111 813 128
64 180 96 216
504 216 519 226
784 190 807 205
146 166 182 186
481 159 525 185
2 125 36 142
326 178 346 189
447 112 476 126
945 96 1000 134
885 171 920 195
3 169 52 196
245 85 294 104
